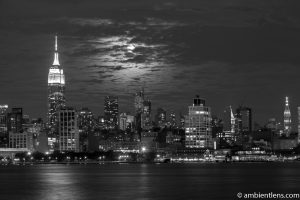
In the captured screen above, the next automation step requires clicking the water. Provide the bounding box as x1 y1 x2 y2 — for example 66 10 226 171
0 163 299 200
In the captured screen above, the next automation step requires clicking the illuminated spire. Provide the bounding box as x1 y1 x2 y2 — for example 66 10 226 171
284 96 292 136
230 106 235 133
53 35 60 66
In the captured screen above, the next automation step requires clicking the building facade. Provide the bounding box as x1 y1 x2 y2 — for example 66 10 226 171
0 105 8 147
104 96 119 129
223 106 235 133
141 100 151 129
7 108 23 133
185 96 213 148
155 108 167 128
47 35 66 131
58 108 79 152
134 89 144 131
236 106 252 133
9 131 34 151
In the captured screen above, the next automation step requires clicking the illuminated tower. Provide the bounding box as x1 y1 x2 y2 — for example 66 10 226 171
47 35 66 130
223 106 235 133
283 96 292 137
230 106 235 133
134 89 144 131
185 95 212 148
104 96 119 129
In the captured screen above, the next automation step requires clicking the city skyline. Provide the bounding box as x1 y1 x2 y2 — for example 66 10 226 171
1 0 300 126
0 2 300 199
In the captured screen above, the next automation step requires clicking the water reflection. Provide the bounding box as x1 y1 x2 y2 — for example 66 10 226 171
35 165 84 200
0 163 300 200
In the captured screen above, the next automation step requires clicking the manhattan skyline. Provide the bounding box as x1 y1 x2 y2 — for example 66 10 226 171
1 0 300 126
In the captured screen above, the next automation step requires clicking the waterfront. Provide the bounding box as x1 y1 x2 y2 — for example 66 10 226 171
0 163 299 200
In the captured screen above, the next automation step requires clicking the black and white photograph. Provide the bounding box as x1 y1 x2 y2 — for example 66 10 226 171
0 0 300 199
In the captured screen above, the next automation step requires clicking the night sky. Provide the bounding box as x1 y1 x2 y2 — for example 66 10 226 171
1 0 300 127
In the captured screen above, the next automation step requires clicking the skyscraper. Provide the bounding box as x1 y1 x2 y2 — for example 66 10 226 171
58 107 79 152
283 96 292 137
0 105 8 147
47 35 66 131
168 111 177 127
7 108 23 133
0 105 8 135
185 95 212 148
119 113 135 131
134 89 144 114
78 108 94 151
236 106 252 133
155 108 166 128
134 89 144 131
104 96 119 129
0 105 8 114
78 107 94 134
222 106 235 133
119 113 128 131
141 100 151 129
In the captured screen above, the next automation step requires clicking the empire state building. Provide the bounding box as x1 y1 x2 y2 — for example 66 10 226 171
47 35 66 130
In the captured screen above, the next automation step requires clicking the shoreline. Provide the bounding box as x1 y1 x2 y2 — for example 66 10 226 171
1 160 300 166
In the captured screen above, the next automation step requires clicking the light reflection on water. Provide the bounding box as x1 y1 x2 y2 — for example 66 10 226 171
0 163 299 200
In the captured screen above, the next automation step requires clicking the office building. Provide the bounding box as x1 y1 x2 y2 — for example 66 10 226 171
58 108 79 152
223 106 235 133
236 106 252 133
47 35 66 131
9 131 34 151
7 108 23 133
155 108 167 128
141 100 151 129
104 96 119 129
185 95 213 148
134 89 144 131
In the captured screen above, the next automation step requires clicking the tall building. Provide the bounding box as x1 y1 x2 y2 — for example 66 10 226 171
185 95 212 148
134 89 144 114
179 112 185 128
58 107 79 152
78 107 94 134
0 105 8 134
0 105 8 114
7 108 23 133
134 89 144 131
78 108 94 152
283 96 292 137
104 96 119 129
0 105 8 147
141 100 151 129
119 113 135 131
168 111 177 127
119 113 128 131
223 106 235 133
236 106 252 133
47 35 66 131
155 108 167 128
